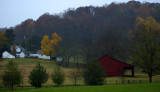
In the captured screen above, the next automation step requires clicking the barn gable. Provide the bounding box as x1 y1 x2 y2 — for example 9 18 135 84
98 54 134 77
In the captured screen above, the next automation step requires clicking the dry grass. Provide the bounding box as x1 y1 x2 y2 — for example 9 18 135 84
0 58 84 86
0 58 160 86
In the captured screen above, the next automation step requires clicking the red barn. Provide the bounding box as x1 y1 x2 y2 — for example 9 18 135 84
98 54 134 77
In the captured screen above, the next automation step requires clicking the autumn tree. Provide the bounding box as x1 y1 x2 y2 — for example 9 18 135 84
5 29 15 45
82 38 94 62
41 33 62 60
27 36 42 53
0 32 7 49
0 32 10 58
131 17 160 83
12 44 16 56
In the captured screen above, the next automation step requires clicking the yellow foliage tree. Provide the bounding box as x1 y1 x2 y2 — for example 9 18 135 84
50 33 62 46
41 33 62 59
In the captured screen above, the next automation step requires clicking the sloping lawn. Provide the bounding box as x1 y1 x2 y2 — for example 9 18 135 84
1 83 160 92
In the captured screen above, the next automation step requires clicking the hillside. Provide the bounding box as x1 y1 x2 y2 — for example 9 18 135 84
0 58 75 86
9 1 160 62
13 1 160 42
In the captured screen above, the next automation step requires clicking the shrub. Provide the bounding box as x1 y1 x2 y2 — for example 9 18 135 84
28 62 48 88
82 62 105 85
51 66 65 86
2 61 22 91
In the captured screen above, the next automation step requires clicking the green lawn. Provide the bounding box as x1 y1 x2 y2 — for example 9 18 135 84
0 83 160 92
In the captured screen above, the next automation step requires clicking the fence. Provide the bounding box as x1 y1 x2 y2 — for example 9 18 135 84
104 79 151 85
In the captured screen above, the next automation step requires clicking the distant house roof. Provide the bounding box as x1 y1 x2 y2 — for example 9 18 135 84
11 45 31 55
37 50 43 55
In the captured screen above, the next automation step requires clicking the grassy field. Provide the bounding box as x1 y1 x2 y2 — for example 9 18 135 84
0 58 160 86
0 58 85 86
0 83 160 92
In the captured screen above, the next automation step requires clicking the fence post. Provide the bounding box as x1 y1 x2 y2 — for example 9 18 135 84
106 80 107 85
133 80 135 84
140 80 141 84
116 80 118 85
128 80 130 84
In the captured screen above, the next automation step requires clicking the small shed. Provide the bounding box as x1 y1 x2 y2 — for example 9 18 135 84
98 54 134 77
2 51 15 58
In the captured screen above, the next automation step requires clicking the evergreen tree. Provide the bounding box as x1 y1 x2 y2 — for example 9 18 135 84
51 66 65 86
28 62 48 88
2 61 22 91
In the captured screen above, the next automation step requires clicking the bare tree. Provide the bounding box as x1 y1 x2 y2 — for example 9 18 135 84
68 66 82 86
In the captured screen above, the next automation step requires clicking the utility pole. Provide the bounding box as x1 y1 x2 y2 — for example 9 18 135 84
24 36 26 50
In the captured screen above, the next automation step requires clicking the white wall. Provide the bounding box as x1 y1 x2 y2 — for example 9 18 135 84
16 46 21 52
29 54 39 57
2 51 15 58
20 52 25 58
38 55 50 60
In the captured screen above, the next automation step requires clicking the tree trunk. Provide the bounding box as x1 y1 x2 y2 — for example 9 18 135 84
76 56 79 68
11 84 13 91
74 78 77 86
67 56 70 67
149 75 152 83
50 52 51 61
73 56 76 63
11 67 14 91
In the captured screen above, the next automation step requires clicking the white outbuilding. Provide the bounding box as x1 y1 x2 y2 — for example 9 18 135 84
38 54 50 60
2 51 15 58
56 57 63 62
19 52 25 58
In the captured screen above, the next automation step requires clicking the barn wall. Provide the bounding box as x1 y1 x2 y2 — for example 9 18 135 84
98 54 134 76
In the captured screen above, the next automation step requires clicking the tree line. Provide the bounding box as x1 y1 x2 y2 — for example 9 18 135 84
7 1 159 63
0 29 15 58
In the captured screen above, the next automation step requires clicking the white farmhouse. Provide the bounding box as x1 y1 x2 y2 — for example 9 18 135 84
18 52 25 58
11 45 30 58
2 51 15 58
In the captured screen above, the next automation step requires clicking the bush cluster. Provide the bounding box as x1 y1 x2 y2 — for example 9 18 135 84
2 61 106 90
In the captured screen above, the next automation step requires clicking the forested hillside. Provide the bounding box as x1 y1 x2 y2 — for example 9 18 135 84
2 1 160 63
